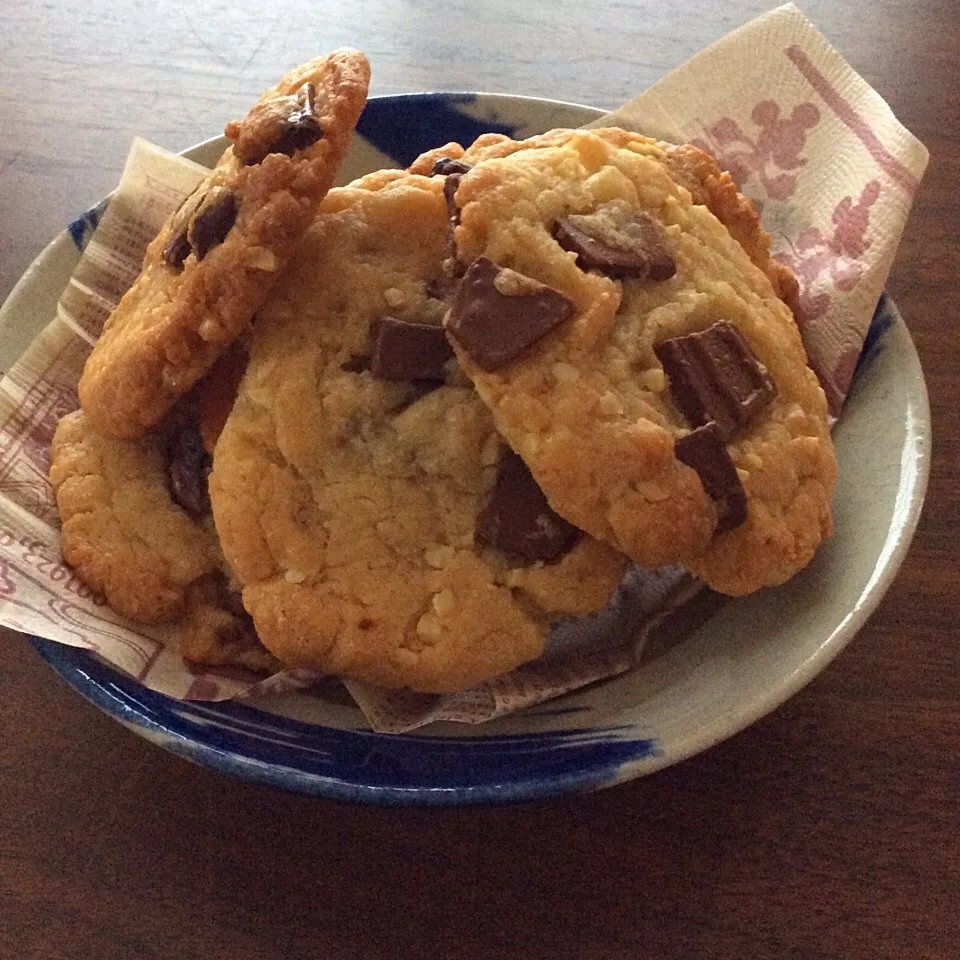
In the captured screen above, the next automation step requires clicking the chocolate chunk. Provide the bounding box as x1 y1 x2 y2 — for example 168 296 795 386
675 422 747 533
238 83 325 165
168 425 213 518
443 171 464 226
162 190 205 269
189 188 238 261
437 163 472 271
554 209 676 280
654 321 776 440
369 316 454 382
475 450 580 563
272 82 324 157
431 157 472 177
442 172 467 274
163 226 192 269
446 258 575 371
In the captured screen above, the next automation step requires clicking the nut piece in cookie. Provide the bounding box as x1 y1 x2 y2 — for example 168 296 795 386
210 171 626 693
78 49 371 439
49 410 219 622
442 129 836 595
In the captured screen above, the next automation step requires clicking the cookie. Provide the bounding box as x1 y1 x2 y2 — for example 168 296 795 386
410 127 799 311
438 129 836 595
51 400 281 673
209 170 626 692
50 409 218 622
77 49 371 439
177 573 282 673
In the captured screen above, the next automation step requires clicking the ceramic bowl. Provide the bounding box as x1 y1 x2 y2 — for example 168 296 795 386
4 93 930 805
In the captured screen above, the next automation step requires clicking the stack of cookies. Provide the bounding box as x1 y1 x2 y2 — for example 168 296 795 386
49 54 837 693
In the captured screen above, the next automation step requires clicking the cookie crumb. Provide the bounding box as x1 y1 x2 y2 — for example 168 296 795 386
432 589 456 616
424 544 455 569
552 362 580 384
416 612 443 640
598 391 622 416
246 247 280 271
493 269 544 298
642 368 666 392
383 287 406 308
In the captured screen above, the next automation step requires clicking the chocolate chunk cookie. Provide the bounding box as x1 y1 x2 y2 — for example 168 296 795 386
411 126 800 312
209 170 626 692
50 410 219 622
439 129 836 595
78 49 370 439
51 404 277 671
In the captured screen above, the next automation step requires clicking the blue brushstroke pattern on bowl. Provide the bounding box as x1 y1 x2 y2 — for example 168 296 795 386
31 637 661 804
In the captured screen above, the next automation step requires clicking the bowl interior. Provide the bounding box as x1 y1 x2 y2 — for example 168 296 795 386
13 93 930 803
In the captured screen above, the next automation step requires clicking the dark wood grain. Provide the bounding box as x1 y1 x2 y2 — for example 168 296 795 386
1 1 958 958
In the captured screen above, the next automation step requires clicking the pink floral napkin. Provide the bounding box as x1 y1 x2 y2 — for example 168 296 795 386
592 2 927 413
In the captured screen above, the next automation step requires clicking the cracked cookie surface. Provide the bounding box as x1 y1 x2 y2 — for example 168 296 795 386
439 129 836 594
78 49 370 439
209 170 626 692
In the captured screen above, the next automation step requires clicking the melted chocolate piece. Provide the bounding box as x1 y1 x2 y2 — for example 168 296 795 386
436 162 471 273
431 157 472 176
168 425 213 518
654 321 776 440
442 171 467 274
162 190 205 269
369 316 454 382
238 83 325 165
272 82 325 157
675 422 747 533
162 226 192 268
475 450 580 563
446 258 575 371
189 189 238 261
443 171 464 227
554 209 676 281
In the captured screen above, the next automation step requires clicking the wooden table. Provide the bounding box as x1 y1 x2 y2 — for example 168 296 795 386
2 2 957 957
